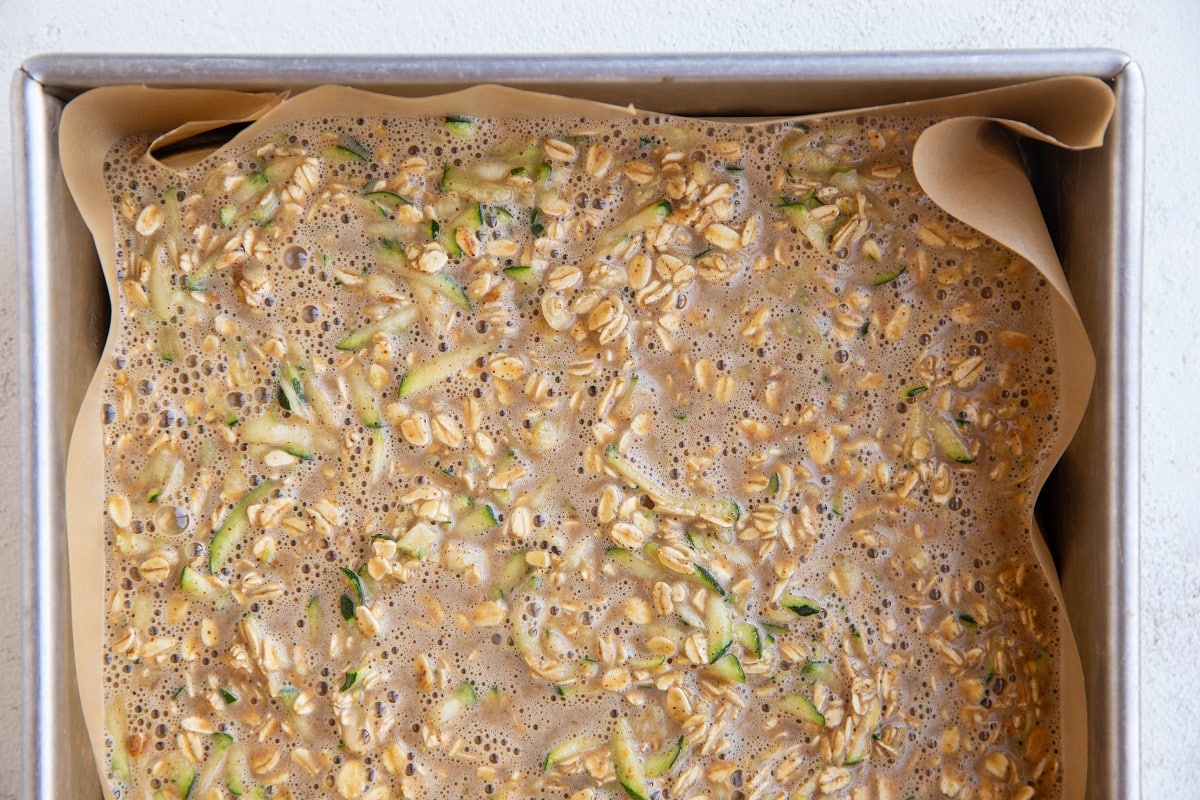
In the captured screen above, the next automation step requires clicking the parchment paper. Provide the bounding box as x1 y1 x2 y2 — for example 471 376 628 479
61 77 1114 799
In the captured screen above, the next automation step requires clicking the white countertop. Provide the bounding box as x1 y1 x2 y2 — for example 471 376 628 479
1 1 1194 796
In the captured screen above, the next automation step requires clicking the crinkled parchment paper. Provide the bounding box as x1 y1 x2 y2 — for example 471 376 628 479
61 77 1114 799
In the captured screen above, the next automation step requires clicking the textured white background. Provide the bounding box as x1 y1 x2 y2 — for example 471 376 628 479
1 1 1195 797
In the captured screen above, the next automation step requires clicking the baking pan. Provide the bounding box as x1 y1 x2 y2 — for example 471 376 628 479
13 51 1143 800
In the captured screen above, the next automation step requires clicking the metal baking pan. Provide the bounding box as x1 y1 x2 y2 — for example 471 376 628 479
13 51 1143 800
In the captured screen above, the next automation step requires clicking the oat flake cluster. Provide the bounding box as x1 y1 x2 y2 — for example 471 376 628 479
100 109 1064 800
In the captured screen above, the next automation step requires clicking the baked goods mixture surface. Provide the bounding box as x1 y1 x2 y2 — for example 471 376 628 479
99 108 1064 800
